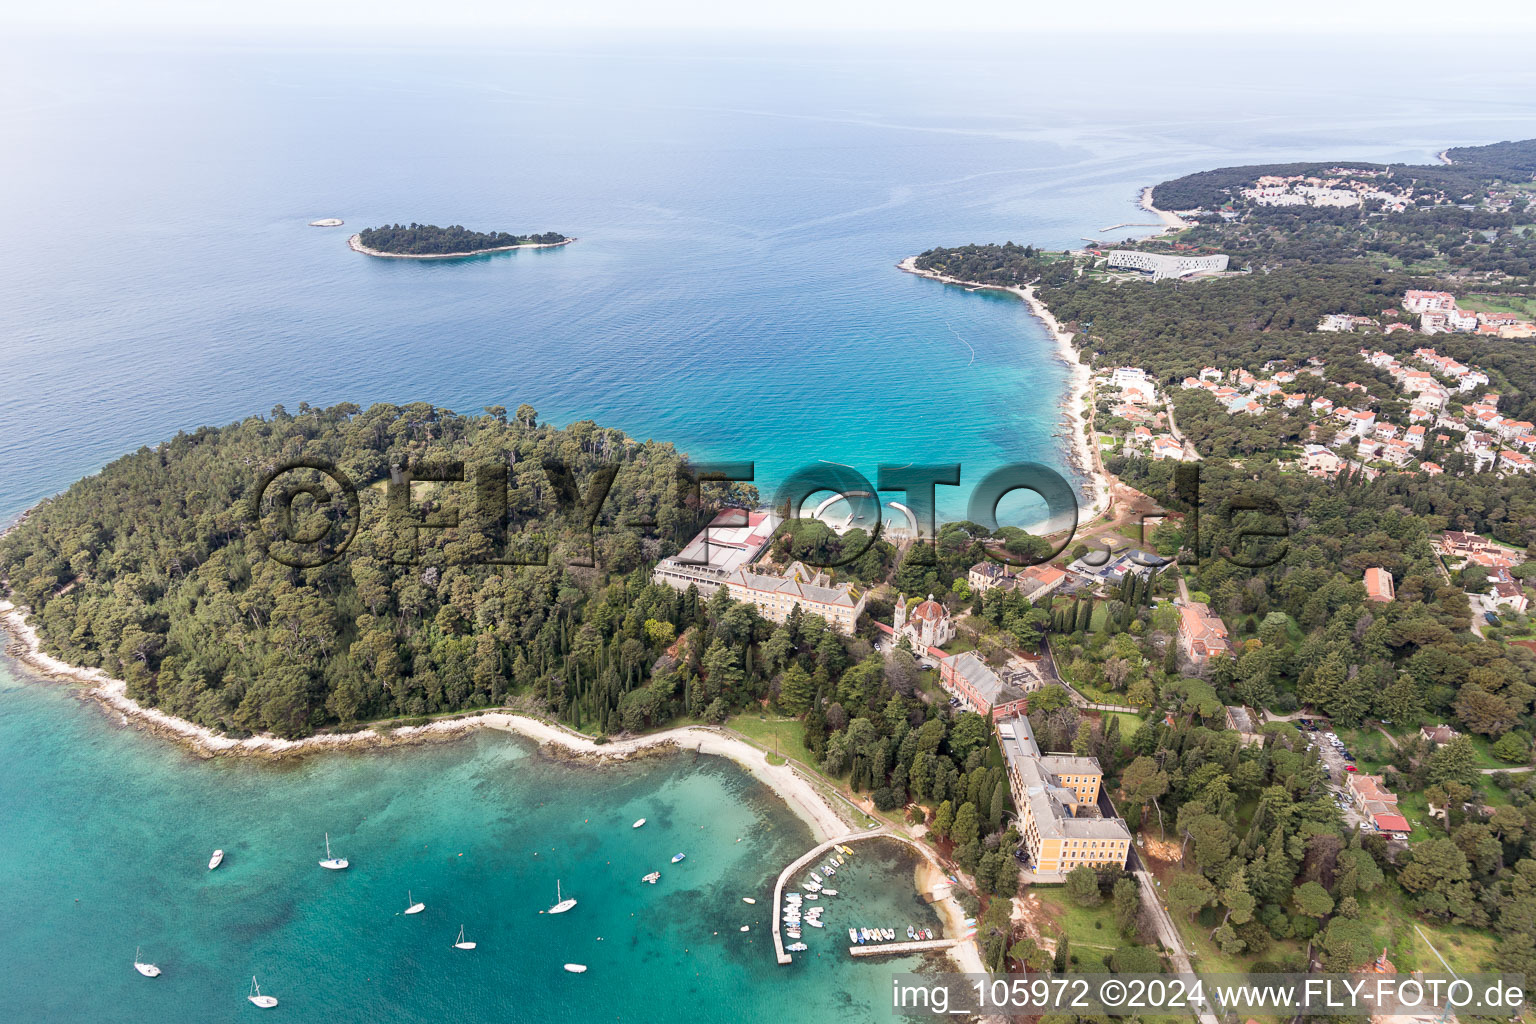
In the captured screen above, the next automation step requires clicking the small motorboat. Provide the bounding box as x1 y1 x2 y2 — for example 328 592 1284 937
809 872 822 883
807 920 823 928
805 893 818 900
741 897 756 904
671 853 686 863
821 889 838 896
133 948 161 978
564 964 588 974
906 926 915 939
848 928 858 942
208 850 224 871
641 871 660 884
632 818 646 829
739 925 749 932
319 832 348 870
454 925 477 950
787 941 807 952
404 890 425 915
248 977 277 1008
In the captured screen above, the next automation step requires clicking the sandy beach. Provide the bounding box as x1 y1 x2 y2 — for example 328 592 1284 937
898 256 1110 524
347 233 574 259
914 854 987 974
1137 186 1191 232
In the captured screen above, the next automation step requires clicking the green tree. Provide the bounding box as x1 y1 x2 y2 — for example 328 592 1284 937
1067 865 1102 907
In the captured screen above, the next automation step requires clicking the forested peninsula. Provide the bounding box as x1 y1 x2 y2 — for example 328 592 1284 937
352 223 570 257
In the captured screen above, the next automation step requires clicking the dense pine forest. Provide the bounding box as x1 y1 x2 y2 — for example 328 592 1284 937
0 403 747 736
357 223 567 255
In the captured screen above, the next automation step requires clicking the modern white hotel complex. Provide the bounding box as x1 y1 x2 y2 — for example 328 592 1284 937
1105 250 1230 281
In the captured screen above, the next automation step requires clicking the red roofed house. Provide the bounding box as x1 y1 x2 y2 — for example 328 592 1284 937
1364 568 1395 603
1177 602 1230 668
1014 564 1069 603
1347 773 1410 838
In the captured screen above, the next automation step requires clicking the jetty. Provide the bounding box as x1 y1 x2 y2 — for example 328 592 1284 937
848 937 957 957
771 829 887 964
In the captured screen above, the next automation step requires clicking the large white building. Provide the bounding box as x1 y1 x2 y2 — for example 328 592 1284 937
1105 250 1229 281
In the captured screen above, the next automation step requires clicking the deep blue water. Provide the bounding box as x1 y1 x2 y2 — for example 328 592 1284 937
5 35 1535 525
3 30 1536 1023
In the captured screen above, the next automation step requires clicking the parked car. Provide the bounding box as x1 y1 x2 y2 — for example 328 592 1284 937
1344 765 1358 772
1486 611 1503 626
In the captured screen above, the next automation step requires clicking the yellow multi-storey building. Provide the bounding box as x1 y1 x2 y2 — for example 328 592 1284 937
997 715 1131 876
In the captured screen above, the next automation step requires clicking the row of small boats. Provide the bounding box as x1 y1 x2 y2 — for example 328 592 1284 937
849 927 929 943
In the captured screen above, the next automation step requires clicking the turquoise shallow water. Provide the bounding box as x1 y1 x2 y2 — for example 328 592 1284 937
0 658 944 1022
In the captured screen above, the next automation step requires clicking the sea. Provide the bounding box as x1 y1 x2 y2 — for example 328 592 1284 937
2 29 1536 1023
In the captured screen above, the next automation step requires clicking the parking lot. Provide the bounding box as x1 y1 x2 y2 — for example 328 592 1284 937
1298 719 1365 829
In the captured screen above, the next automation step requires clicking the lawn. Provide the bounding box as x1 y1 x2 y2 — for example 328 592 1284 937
1460 292 1536 319
1029 887 1125 970
725 713 814 766
941 634 978 656
1103 711 1144 740
1355 886 1496 975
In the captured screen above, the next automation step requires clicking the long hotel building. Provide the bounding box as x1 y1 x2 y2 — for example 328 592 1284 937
997 714 1132 875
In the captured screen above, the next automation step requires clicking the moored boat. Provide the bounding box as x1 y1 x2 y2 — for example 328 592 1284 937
318 832 348 871
248 977 277 1008
548 879 577 914
641 871 660 884
133 948 161 978
671 853 686 863
208 849 224 870
632 818 646 828
454 925 477 950
404 890 425 915
564 963 588 973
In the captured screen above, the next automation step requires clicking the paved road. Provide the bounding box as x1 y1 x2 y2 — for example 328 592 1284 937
1133 868 1223 1024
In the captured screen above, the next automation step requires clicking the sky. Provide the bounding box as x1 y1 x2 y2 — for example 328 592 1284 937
12 0 1536 34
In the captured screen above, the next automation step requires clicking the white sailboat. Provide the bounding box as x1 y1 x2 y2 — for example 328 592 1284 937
404 890 425 915
453 925 476 950
318 832 348 870
563 963 588 973
548 879 577 914
132 947 161 977
631 818 646 828
208 849 224 870
248 977 278 1008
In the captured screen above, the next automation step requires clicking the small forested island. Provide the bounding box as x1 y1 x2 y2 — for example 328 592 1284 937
351 223 571 258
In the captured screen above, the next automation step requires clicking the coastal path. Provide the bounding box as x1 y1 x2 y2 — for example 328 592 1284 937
772 829 889 964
